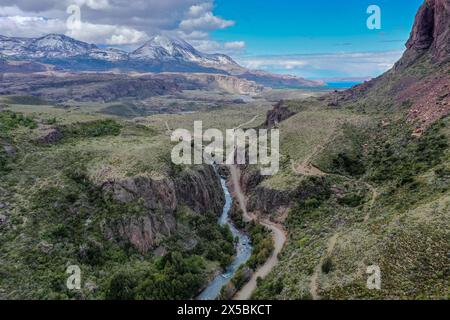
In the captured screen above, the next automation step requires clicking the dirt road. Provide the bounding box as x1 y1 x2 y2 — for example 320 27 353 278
229 165 287 300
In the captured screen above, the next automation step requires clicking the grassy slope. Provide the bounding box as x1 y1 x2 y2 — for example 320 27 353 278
251 58 450 299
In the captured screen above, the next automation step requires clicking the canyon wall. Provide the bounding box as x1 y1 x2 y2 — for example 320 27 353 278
103 166 224 253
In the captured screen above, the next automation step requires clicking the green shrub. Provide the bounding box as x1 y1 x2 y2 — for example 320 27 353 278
60 119 122 139
338 194 364 207
106 271 137 300
321 257 334 274
0 110 37 135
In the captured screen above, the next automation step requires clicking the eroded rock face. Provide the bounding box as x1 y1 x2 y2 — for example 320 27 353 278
241 168 292 214
264 101 295 128
103 166 224 253
406 0 450 63
406 0 436 51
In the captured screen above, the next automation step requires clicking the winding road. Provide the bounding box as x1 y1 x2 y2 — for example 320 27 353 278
229 165 287 300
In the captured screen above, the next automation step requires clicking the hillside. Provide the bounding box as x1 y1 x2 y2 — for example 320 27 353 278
238 0 450 299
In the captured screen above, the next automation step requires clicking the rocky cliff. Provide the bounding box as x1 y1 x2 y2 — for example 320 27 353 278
103 166 224 253
405 0 450 64
238 167 292 214
180 73 264 95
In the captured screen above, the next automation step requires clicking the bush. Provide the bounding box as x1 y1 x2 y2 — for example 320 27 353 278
321 257 334 274
331 152 365 176
0 110 37 135
60 119 122 139
106 272 137 300
338 194 364 207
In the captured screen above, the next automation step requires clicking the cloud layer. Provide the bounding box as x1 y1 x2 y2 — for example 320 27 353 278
0 0 244 51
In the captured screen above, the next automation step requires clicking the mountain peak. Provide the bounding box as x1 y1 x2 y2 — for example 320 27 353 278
27 33 97 58
147 35 195 52
405 0 450 63
130 34 201 61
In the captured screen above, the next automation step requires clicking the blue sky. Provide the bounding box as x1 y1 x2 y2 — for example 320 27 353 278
213 0 422 55
210 0 424 79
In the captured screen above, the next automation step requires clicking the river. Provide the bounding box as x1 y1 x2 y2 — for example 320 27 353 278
197 175 253 300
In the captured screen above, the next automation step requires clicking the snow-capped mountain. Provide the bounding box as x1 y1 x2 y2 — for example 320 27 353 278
130 35 201 61
0 33 324 88
0 34 97 58
26 34 97 58
0 35 30 56
130 35 244 73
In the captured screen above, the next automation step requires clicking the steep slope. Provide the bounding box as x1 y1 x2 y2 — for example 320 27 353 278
406 0 449 64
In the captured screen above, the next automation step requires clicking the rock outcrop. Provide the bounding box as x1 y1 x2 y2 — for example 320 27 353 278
181 73 264 95
406 0 450 64
103 166 224 253
35 126 63 144
264 101 295 128
240 167 292 214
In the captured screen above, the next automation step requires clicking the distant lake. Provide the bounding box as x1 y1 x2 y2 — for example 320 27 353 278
324 81 363 89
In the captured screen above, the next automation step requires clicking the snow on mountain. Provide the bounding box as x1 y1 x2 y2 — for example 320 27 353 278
0 33 323 87
130 35 244 72
130 35 201 60
0 35 31 57
88 48 128 61
0 34 97 58
26 34 97 58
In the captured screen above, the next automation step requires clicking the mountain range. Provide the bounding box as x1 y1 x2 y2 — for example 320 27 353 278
0 34 323 88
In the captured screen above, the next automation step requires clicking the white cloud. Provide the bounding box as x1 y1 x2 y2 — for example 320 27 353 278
179 3 234 32
190 39 221 52
224 41 245 50
0 16 65 37
238 51 404 78
0 5 26 16
72 0 110 10
174 4 242 55
0 14 146 45
179 12 234 31
0 1 244 54
67 21 147 44
186 2 212 17
175 30 209 40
